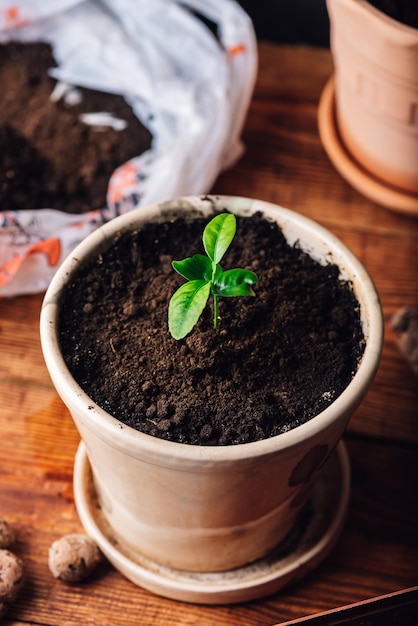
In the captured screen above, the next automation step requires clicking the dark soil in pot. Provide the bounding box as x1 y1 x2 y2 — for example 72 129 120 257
0 42 152 214
367 0 418 28
58 210 366 446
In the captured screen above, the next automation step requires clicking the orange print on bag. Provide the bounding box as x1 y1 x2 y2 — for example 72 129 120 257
0 238 61 288
107 162 140 206
228 43 247 56
28 238 61 266
0 6 30 29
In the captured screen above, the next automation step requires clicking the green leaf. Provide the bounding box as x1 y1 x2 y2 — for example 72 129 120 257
214 268 258 297
203 213 236 264
172 254 212 282
213 262 223 282
168 212 259 338
168 280 211 340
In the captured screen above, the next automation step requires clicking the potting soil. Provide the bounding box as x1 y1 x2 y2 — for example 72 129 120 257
58 211 366 446
0 42 152 214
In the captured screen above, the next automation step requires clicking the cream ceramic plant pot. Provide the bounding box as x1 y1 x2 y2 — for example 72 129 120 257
327 0 418 194
40 196 383 584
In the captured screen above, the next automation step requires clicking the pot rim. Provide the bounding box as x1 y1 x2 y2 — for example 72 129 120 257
40 195 384 462
330 0 418 40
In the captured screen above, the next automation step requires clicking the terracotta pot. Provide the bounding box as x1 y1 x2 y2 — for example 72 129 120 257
326 0 418 194
40 196 383 585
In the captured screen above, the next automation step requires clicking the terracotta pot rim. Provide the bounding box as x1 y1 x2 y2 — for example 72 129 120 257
338 0 418 39
40 195 384 463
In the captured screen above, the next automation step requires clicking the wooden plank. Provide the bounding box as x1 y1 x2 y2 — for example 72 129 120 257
1 435 417 625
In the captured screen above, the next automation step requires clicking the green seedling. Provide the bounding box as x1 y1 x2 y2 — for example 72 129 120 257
168 213 258 340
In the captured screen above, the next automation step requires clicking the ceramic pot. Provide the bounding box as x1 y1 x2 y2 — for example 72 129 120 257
327 0 418 194
40 195 383 576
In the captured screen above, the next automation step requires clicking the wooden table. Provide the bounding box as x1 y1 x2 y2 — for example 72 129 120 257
1 43 418 626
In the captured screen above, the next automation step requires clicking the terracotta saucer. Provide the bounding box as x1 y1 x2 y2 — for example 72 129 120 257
318 76 418 217
73 440 350 605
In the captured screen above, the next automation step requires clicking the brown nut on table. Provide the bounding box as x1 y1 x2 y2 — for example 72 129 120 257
0 517 15 549
48 534 102 583
0 549 24 618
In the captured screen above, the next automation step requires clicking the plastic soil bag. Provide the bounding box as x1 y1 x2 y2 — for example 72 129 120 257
0 0 257 297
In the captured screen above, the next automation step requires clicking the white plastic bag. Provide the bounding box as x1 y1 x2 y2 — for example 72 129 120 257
0 0 257 296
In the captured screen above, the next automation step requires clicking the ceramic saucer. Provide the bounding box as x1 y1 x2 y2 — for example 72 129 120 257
318 76 418 217
73 440 350 604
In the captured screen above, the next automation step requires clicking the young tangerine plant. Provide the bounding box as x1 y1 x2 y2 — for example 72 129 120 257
168 213 258 340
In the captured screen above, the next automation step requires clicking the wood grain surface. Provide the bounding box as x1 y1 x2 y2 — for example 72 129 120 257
1 43 417 626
